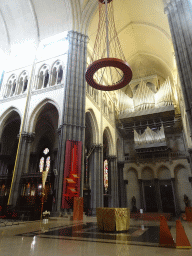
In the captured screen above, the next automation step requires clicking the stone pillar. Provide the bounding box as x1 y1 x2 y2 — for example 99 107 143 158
138 179 144 210
55 31 88 213
154 178 163 212
188 149 192 173
108 155 118 207
22 133 35 173
90 144 103 215
171 178 180 216
8 132 35 206
189 177 192 188
117 161 125 207
165 0 192 137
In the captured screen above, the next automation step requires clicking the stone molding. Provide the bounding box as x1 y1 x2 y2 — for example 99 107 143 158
17 132 35 143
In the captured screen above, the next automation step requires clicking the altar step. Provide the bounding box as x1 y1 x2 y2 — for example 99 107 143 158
130 212 173 221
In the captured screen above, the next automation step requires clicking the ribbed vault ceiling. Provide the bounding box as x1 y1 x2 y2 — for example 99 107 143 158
0 0 174 81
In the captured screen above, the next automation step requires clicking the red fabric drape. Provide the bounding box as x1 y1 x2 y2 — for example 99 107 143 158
61 140 82 209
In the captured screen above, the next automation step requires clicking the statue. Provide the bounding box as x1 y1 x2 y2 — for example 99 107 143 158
131 196 137 213
184 194 189 207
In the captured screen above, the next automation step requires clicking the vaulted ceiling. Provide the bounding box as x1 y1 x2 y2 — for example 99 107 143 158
0 0 175 81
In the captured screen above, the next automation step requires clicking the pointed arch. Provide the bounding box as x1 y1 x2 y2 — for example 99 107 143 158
141 166 154 180
157 165 171 180
85 108 99 144
28 98 61 133
0 107 22 139
103 126 114 155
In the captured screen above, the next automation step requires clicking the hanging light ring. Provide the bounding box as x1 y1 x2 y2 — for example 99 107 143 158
85 58 132 91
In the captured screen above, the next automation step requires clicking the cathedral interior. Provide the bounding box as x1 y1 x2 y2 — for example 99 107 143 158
0 0 192 255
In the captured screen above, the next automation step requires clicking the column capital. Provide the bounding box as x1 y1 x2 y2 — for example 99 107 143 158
92 143 103 149
107 155 117 161
67 31 89 43
17 132 35 143
57 126 62 135
117 161 125 166
164 0 178 14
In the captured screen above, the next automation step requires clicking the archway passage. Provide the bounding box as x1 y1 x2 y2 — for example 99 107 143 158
158 166 175 214
142 168 158 212
0 111 21 215
19 103 59 219
84 112 94 215
175 165 192 212
126 169 140 212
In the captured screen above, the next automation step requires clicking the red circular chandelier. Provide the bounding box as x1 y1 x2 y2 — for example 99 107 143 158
85 0 132 91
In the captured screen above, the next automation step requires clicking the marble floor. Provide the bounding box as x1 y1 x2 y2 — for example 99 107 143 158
0 216 192 256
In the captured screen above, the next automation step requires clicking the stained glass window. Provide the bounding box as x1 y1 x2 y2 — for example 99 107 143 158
104 159 108 192
46 156 50 172
39 157 44 172
39 148 50 173
43 148 49 155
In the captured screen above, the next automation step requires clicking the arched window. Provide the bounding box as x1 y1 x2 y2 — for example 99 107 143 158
44 70 49 88
37 65 50 89
93 89 98 103
39 148 51 173
103 94 108 114
51 61 64 86
108 101 113 119
104 159 108 193
57 65 63 84
4 74 17 98
17 71 28 95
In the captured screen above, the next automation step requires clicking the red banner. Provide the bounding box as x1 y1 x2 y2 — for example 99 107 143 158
61 140 82 209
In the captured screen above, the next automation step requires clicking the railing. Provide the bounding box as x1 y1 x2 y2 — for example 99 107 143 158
125 151 187 162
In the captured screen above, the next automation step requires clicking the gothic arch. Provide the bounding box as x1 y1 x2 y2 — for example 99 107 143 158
173 163 191 177
141 166 154 180
51 60 64 86
36 64 50 89
0 107 22 139
126 168 140 209
85 108 99 144
28 98 61 133
127 167 138 177
103 127 114 155
157 165 171 180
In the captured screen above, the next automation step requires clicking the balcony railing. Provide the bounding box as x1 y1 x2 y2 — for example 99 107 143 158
125 151 187 162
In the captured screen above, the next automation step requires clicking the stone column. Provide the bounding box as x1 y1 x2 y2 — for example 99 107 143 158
154 178 163 212
90 144 103 215
189 177 192 188
138 179 144 210
22 133 35 173
171 178 180 216
55 31 88 213
117 161 125 207
108 155 118 208
165 0 192 136
8 132 35 206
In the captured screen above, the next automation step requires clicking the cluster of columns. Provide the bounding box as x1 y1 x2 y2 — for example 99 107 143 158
55 31 88 214
165 0 192 138
9 132 35 206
